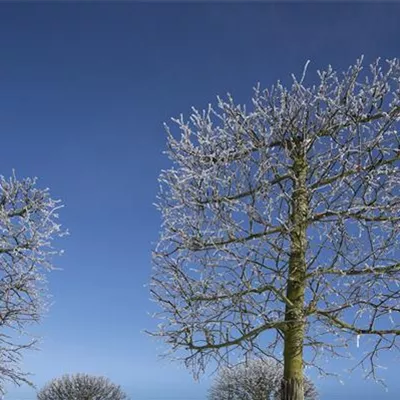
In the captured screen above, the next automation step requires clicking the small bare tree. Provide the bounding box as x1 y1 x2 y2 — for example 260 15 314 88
150 57 400 400
37 373 129 400
0 174 65 393
209 358 317 400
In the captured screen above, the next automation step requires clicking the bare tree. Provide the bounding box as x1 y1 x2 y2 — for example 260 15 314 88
0 174 65 393
37 373 129 400
209 358 318 400
150 57 400 400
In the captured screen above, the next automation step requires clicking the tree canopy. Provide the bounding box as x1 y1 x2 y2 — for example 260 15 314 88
150 57 400 398
0 174 65 393
209 358 318 400
37 373 128 400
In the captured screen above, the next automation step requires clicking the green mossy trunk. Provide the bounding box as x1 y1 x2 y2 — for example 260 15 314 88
281 151 308 400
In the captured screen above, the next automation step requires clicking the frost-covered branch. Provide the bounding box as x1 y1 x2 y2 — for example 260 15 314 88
0 174 65 393
150 57 400 386
208 358 318 400
37 373 128 400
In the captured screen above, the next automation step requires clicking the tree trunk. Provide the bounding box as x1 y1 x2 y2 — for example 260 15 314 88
281 149 308 400
281 378 304 400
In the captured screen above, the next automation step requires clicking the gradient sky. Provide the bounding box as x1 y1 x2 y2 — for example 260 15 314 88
0 2 399 399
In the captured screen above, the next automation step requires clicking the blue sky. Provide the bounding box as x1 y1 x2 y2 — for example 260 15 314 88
0 2 399 399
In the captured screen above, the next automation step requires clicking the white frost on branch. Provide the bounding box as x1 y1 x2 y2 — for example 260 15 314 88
209 357 318 400
37 373 129 400
0 173 66 393
150 57 400 383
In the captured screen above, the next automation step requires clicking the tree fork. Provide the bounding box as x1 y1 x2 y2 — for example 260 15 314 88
282 147 308 400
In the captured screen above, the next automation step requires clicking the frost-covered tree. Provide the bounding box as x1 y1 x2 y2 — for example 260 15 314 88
37 373 129 400
209 358 318 400
0 174 65 393
150 57 400 400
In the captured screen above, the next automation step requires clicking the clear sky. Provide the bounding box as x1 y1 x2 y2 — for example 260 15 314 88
0 2 399 399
